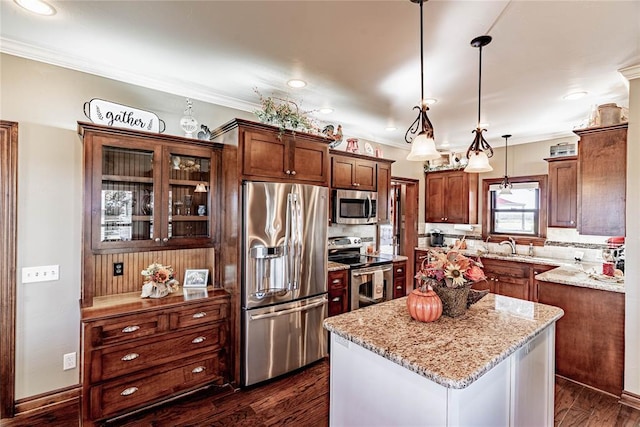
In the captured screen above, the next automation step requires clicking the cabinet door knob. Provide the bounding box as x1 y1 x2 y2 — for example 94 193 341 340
120 387 139 396
162 237 169 242
121 353 139 362
286 170 291 175
155 238 161 242
291 170 296 175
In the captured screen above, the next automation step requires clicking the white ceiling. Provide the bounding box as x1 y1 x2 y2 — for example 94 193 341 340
1 0 639 152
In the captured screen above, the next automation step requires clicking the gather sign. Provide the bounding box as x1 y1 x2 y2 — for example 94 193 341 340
84 98 165 133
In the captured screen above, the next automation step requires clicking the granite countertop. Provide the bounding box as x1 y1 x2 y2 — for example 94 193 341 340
328 261 350 272
323 294 564 389
535 264 625 293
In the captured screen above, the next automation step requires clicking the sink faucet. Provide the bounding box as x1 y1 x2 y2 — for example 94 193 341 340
499 237 517 255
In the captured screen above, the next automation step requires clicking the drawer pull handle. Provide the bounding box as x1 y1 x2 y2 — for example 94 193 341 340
121 353 139 361
121 325 140 333
396 286 403 289
332 279 341 284
192 366 206 374
121 387 138 396
192 336 206 344
192 312 207 319
396 268 403 272
332 297 341 302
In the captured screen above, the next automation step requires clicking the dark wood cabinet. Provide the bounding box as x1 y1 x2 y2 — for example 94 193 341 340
425 170 478 224
79 122 221 254
393 260 407 298
330 153 377 191
538 282 624 396
546 156 577 228
328 269 349 316
376 160 392 224
241 125 329 185
574 124 627 236
472 258 554 302
81 291 230 425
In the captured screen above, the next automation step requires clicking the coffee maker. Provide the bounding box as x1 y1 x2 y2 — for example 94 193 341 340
430 229 444 247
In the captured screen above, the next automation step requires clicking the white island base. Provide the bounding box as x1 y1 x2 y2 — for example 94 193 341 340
329 325 556 427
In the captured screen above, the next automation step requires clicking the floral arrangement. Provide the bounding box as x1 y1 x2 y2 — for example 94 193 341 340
140 262 179 298
254 89 318 136
415 250 486 290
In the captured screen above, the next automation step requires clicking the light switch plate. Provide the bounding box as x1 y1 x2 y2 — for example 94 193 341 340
22 265 59 283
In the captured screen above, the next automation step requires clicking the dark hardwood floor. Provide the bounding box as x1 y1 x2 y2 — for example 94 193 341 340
4 359 640 426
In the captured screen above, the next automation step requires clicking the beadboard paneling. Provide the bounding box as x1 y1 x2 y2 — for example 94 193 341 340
92 248 215 296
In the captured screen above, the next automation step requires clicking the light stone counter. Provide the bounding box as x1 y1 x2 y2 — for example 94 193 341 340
323 293 564 389
327 261 350 272
535 264 624 293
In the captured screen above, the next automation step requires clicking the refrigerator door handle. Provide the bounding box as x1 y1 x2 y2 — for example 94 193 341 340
249 298 328 320
292 193 302 290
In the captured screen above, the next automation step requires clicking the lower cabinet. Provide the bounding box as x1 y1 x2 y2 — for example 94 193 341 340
537 281 624 396
81 291 230 425
473 258 554 302
393 260 407 298
328 269 349 316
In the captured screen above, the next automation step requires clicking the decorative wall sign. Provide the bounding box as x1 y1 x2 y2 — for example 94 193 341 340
84 98 165 133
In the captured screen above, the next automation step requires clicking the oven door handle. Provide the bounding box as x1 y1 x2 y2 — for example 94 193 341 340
249 298 328 320
352 267 392 277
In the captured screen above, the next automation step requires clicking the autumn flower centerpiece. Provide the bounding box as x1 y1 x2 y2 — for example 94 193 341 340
415 250 488 317
140 262 179 299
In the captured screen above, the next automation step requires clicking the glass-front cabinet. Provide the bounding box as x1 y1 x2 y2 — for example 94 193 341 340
82 124 218 252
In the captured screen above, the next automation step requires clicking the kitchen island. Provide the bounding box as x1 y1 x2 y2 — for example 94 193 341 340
323 294 564 426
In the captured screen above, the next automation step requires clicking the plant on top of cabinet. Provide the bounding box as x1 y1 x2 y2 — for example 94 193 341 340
79 122 222 254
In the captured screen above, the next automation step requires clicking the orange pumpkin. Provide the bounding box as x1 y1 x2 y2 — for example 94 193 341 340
407 288 442 322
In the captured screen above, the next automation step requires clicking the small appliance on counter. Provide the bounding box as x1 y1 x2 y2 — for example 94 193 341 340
430 229 445 247
604 236 625 274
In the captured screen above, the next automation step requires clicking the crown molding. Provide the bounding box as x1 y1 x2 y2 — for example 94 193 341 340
0 37 259 113
620 64 640 81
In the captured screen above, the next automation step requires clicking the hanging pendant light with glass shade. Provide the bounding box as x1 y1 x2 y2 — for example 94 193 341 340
405 0 440 162
464 35 494 173
499 134 513 195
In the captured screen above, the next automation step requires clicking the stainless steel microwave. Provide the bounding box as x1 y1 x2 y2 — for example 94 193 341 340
333 189 377 225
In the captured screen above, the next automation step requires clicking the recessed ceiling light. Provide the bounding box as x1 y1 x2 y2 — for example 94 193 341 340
14 0 56 15
287 79 307 88
385 126 397 132
563 91 588 100
424 98 438 105
319 108 334 114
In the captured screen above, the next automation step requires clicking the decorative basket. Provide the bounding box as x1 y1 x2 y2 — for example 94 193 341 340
431 282 472 318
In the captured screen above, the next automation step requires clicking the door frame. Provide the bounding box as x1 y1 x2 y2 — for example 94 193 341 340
391 176 419 294
0 120 18 418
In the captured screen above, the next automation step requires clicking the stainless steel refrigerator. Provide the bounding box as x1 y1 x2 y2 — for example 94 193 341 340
241 181 328 386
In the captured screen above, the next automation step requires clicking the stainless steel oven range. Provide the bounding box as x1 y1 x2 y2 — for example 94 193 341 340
328 237 394 311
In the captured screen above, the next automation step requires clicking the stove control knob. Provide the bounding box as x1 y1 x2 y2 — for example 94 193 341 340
355 238 362 244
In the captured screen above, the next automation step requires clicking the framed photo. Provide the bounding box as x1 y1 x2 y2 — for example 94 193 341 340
183 269 209 287
183 287 208 300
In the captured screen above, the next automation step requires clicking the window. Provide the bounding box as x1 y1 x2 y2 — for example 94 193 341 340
482 175 547 245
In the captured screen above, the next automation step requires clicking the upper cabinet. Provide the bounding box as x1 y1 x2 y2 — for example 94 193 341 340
574 124 627 236
238 122 329 185
425 170 478 224
546 156 577 228
79 122 223 253
376 160 394 224
330 152 377 191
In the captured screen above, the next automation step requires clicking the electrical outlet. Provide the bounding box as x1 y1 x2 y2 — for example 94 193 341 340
22 265 59 283
63 352 76 371
113 262 124 276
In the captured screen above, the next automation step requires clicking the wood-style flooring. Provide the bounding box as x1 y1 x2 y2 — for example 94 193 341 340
4 359 640 426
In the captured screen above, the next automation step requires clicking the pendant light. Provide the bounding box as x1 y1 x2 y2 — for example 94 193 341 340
464 35 494 173
405 0 440 162
499 134 513 195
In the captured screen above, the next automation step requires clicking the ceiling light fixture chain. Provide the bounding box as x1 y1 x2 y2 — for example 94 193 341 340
499 134 513 194
405 0 440 161
464 35 494 173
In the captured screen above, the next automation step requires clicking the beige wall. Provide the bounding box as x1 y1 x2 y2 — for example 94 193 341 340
623 65 639 397
0 53 254 398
